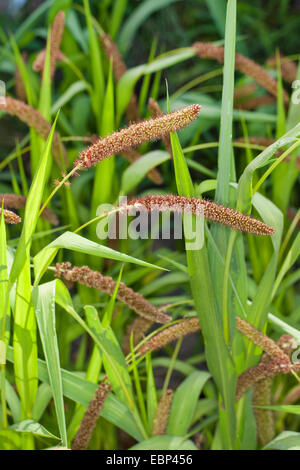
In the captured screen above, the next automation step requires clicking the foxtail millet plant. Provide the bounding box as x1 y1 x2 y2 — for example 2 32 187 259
87 134 162 184
250 334 297 446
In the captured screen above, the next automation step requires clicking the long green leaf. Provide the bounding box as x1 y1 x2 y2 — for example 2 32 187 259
32 281 67 447
33 231 166 284
167 371 211 436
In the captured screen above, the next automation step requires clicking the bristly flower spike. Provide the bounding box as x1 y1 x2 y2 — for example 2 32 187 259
0 208 21 224
126 194 275 236
0 97 66 166
193 42 288 103
153 390 174 436
55 262 171 324
75 105 201 169
33 11 65 81
0 193 59 226
72 380 111 450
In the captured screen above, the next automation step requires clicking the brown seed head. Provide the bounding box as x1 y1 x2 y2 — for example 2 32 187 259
75 105 201 169
153 390 173 436
138 317 200 356
55 262 171 324
193 42 288 102
100 33 140 122
126 195 275 236
0 97 67 167
72 380 111 450
0 208 21 224
33 11 65 81
0 193 59 226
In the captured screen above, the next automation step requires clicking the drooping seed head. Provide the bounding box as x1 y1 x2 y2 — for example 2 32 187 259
0 208 21 224
0 193 59 225
138 317 200 356
0 97 67 167
193 41 288 102
126 194 275 236
55 262 171 324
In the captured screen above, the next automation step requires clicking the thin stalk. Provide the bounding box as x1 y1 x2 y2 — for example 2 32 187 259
161 338 183 397
38 164 80 218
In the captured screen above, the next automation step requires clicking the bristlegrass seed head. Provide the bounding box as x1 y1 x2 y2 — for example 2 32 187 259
75 105 201 169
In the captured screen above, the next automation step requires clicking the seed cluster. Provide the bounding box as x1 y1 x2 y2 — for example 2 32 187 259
0 208 21 224
193 41 288 102
236 334 300 402
236 359 300 402
100 33 140 122
153 390 174 436
0 97 66 166
127 194 275 236
72 380 111 450
236 317 290 364
138 317 200 356
267 55 298 84
122 316 153 355
75 105 201 168
0 193 59 225
55 262 171 324
253 376 274 446
33 11 66 81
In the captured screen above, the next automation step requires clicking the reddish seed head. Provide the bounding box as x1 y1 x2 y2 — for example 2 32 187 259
0 208 21 224
75 105 201 169
126 195 275 236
